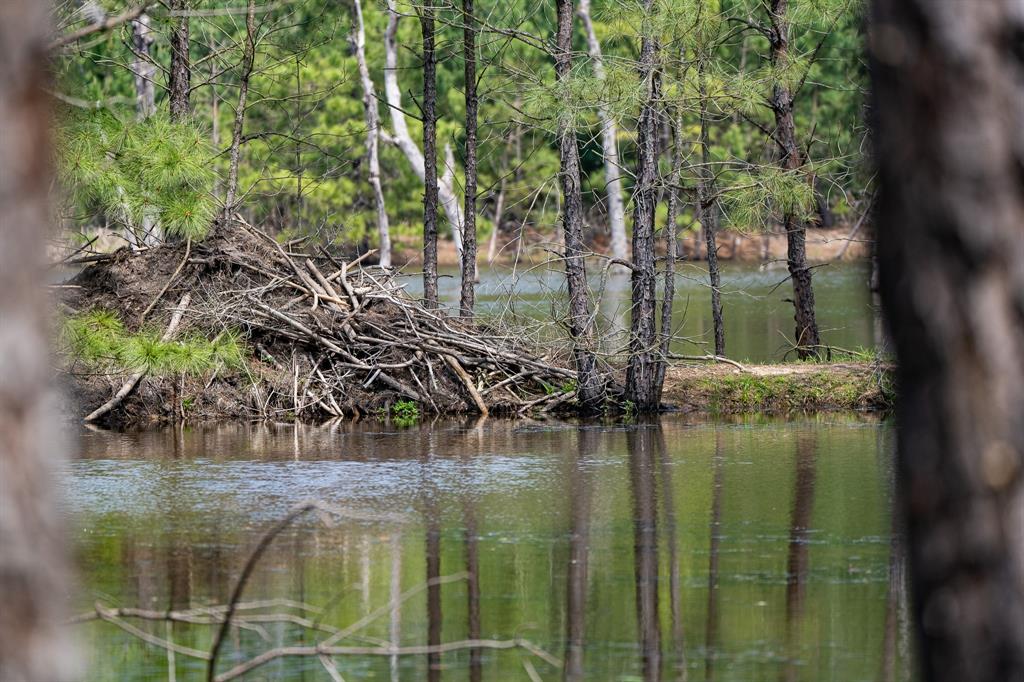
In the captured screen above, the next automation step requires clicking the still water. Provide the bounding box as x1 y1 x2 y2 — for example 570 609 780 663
400 262 877 362
67 415 911 681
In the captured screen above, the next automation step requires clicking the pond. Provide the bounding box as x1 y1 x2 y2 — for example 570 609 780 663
67 415 912 681
399 261 879 363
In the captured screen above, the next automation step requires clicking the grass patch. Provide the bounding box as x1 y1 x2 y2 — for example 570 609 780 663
694 368 893 413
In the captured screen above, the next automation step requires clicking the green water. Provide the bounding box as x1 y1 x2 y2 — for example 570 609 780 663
68 415 911 681
403 261 877 362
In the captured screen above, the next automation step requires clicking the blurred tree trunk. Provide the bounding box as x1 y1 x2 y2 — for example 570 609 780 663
131 13 155 119
578 0 628 264
168 0 191 121
554 0 603 411
224 0 256 216
871 0 1024 680
626 0 663 410
0 1 76 679
352 0 391 268
768 0 820 358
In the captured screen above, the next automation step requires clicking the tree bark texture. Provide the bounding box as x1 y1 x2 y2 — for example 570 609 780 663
420 8 439 308
626 5 663 410
460 0 478 317
870 1 1024 681
768 0 820 358
352 0 391 268
0 1 77 678
168 0 191 121
555 0 603 411
578 0 628 263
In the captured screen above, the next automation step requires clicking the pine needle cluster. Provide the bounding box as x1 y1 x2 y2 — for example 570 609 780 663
62 310 245 377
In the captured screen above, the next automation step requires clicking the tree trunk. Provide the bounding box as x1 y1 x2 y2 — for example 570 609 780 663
870 1 1024 680
0 2 76 678
486 178 506 264
420 7 439 307
168 0 191 121
352 0 391 268
768 0 820 358
460 0 478 316
578 0 628 264
131 13 156 119
224 0 256 216
626 4 663 410
698 61 725 357
655 112 682 404
555 0 603 411
383 0 464 294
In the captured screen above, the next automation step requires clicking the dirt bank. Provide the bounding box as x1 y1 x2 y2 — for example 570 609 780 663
660 362 894 414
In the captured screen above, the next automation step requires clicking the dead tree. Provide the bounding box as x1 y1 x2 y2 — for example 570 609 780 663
0 1 76 678
460 0 478 317
871 0 1024 680
578 0 628 264
352 0 392 268
625 0 663 411
767 0 820 358
554 0 603 411
168 0 191 121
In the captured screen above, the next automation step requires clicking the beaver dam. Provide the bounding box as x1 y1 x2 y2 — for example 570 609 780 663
59 219 594 427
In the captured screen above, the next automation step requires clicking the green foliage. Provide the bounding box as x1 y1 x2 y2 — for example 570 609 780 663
62 310 245 377
721 167 818 230
386 399 420 427
58 111 217 240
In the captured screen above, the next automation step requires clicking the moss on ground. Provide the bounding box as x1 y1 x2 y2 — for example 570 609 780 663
662 363 895 414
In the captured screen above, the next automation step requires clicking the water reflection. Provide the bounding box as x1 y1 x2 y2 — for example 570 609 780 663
69 415 909 681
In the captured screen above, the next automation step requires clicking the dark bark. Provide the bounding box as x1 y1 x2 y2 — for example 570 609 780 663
782 435 817 682
168 0 191 121
421 9 439 309
563 428 596 682
628 425 662 681
554 0 602 410
460 0 478 317
626 6 663 410
698 62 725 357
768 0 820 358
870 0 1024 680
0 2 75 678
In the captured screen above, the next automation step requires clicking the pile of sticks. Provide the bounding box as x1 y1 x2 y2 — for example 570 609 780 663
186 219 577 417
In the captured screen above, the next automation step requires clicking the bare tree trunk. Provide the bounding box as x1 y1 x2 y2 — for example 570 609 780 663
626 3 663 410
352 0 391 268
555 0 603 411
0 2 76 678
768 0 820 358
577 0 627 263
383 0 464 293
698 61 725 357
224 0 256 216
168 0 191 121
460 0 478 317
131 13 155 119
420 8 439 307
870 1 1024 680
